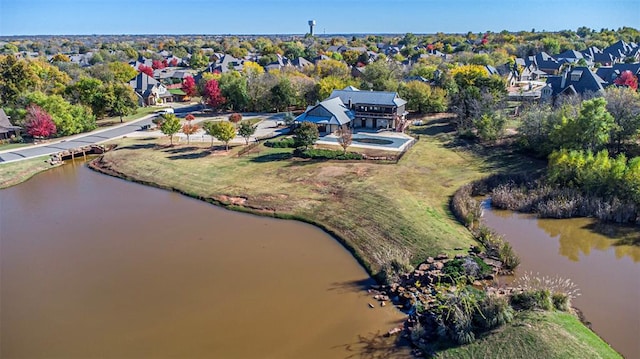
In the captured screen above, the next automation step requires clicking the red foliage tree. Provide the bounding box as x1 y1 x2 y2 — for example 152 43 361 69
169 58 178 67
228 113 243 124
152 59 166 70
203 79 226 109
614 70 638 91
181 123 199 144
185 113 195 122
182 76 197 97
480 33 489 46
162 59 168 68
138 64 154 77
426 44 434 51
24 104 56 138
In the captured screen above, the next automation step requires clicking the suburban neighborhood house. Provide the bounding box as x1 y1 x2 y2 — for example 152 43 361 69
295 97 354 134
128 72 173 106
296 87 408 134
0 108 21 140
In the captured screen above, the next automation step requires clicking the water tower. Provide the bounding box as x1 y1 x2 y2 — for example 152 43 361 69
308 20 316 36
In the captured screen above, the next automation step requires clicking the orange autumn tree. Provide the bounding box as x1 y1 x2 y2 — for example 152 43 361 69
181 113 199 144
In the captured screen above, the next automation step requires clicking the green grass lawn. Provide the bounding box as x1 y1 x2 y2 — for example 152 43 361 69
94 116 535 276
436 311 621 359
0 142 31 151
85 115 620 358
95 106 163 127
0 156 59 189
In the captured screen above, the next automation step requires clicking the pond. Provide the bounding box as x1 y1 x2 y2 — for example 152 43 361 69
0 162 409 359
482 203 640 358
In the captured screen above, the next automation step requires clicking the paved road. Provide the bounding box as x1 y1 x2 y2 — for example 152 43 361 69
0 106 290 163
0 105 201 164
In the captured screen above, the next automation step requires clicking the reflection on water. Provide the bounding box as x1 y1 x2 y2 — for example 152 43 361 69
482 206 640 359
537 217 640 262
0 163 409 359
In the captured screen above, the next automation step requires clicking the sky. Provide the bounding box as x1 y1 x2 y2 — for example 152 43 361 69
0 0 638 36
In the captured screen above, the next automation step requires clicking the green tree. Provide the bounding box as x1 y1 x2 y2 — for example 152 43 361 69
316 76 358 100
0 55 36 106
554 98 615 152
160 114 181 145
238 120 257 145
360 59 401 91
398 81 447 113
66 77 113 119
293 121 319 150
190 51 209 69
209 121 236 150
25 91 95 136
218 72 249 111
473 113 506 142
604 87 640 153
27 59 71 95
314 59 349 79
541 37 560 54
109 62 138 83
108 83 138 122
270 77 296 112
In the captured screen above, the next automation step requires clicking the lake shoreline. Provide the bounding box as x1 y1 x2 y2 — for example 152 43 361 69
87 147 623 358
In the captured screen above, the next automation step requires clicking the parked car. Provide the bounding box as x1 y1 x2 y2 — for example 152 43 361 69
156 108 174 115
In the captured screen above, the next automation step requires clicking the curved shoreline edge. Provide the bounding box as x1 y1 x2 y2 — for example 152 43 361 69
86 156 623 358
86 157 378 280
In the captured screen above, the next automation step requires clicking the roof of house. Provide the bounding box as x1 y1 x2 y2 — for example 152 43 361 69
129 72 159 91
596 63 640 84
0 108 20 132
329 87 407 107
295 97 354 126
554 50 584 59
546 67 606 96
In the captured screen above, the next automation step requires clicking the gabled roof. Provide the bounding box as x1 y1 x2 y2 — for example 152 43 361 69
129 72 159 91
546 67 605 96
554 50 584 59
596 63 640 85
290 57 313 67
329 88 407 107
295 97 354 126
603 40 632 58
0 108 20 132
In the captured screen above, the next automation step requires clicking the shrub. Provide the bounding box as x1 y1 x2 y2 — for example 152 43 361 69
552 292 570 311
228 112 243 124
499 242 520 271
442 256 491 281
265 138 296 148
451 183 482 228
294 148 363 160
474 294 514 329
514 272 581 307
510 289 553 311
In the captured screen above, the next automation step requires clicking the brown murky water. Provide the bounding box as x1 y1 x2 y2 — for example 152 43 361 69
0 162 409 359
482 205 640 359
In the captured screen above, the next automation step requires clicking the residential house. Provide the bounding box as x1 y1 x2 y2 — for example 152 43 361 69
295 97 354 134
527 52 562 75
206 54 243 73
602 40 640 63
0 109 21 140
541 67 606 101
128 73 173 106
329 87 407 130
554 50 587 65
595 63 640 86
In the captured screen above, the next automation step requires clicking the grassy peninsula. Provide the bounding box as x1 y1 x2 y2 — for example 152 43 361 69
0 156 59 189
89 117 620 358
